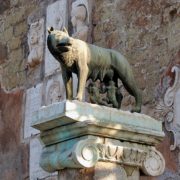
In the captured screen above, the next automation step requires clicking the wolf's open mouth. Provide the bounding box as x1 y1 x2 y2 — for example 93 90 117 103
56 42 71 47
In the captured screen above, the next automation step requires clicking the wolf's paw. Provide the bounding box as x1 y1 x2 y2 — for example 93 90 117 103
74 95 83 101
131 106 141 113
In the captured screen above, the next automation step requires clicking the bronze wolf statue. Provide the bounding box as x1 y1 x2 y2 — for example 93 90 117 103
47 27 142 113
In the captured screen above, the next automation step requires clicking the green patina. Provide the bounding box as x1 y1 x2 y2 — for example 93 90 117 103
47 27 142 112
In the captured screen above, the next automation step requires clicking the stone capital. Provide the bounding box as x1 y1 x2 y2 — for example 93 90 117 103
32 101 165 177
39 137 165 177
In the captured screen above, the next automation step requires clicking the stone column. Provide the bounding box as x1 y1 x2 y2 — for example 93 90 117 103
32 100 165 180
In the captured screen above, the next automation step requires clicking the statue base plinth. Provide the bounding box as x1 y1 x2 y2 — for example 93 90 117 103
32 100 165 179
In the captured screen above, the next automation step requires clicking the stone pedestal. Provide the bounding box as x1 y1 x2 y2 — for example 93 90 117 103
32 101 165 179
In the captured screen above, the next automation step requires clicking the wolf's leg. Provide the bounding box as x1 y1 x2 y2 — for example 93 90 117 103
62 66 73 100
131 89 142 113
120 70 142 113
75 64 89 101
116 90 123 109
123 81 142 113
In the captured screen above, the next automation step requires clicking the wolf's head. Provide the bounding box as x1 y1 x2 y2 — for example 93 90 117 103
47 27 72 53
48 27 69 38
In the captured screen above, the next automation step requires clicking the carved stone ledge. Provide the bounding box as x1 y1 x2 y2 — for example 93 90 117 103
32 100 165 178
165 66 180 150
38 137 164 176
142 148 165 176
158 66 180 150
27 19 44 68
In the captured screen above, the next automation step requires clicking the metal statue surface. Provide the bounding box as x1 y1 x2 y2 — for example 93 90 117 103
47 27 142 113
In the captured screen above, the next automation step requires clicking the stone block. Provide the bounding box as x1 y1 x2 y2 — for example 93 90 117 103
72 73 78 98
45 0 68 77
14 21 27 37
163 66 180 150
31 101 165 178
32 101 164 137
58 167 94 180
71 0 92 42
8 37 21 50
10 7 26 25
30 137 57 180
0 43 7 64
27 19 44 68
10 0 18 7
24 83 43 138
3 27 13 42
94 162 129 180
0 0 10 15
0 19 4 33
1 56 26 90
9 48 23 61
168 18 180 50
44 73 65 105
105 30 119 48
0 89 29 180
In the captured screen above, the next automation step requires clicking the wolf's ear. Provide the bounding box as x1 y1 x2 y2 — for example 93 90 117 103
48 27 54 34
62 27 69 35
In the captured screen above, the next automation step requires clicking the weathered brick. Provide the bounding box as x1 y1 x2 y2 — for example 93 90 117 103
93 24 103 42
93 0 180 110
10 0 19 7
9 48 23 61
168 18 180 50
8 37 21 50
0 0 10 15
4 7 26 29
1 48 24 89
0 18 4 33
0 43 8 64
0 89 29 180
105 30 119 48
13 21 27 37
1 55 26 90
3 26 13 42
